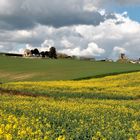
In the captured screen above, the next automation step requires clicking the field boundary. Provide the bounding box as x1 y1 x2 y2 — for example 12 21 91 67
0 88 45 98
73 70 140 80
0 87 139 100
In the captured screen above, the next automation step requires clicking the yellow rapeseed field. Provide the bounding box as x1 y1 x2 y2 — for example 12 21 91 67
2 72 140 99
0 94 140 140
0 72 140 139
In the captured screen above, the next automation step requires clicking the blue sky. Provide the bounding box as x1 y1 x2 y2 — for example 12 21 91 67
111 5 140 22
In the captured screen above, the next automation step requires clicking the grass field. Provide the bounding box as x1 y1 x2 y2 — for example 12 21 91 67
0 72 140 139
0 56 140 82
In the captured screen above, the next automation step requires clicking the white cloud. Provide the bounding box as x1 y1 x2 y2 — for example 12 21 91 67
61 39 74 49
59 42 105 57
113 46 126 54
25 44 34 50
99 9 106 16
1 12 140 60
109 46 127 60
17 30 35 38
41 40 55 48
0 45 4 49
83 43 105 56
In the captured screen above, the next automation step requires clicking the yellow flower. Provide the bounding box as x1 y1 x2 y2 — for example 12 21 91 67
137 134 140 140
132 121 140 131
5 124 12 131
18 130 27 137
56 135 66 140
0 128 3 135
5 134 12 140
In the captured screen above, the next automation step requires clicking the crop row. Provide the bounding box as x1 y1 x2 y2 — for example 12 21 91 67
1 72 140 100
0 94 140 140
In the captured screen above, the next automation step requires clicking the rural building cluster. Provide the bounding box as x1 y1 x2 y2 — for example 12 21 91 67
117 53 140 64
0 48 140 64
24 47 57 59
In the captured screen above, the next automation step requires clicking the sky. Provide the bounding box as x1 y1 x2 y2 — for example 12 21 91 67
0 0 140 60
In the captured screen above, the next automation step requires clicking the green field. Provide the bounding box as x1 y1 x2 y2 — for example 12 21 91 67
0 56 140 82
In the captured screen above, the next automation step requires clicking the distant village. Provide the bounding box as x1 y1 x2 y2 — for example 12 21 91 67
0 47 140 64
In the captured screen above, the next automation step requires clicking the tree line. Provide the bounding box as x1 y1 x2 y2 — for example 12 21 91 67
30 47 57 59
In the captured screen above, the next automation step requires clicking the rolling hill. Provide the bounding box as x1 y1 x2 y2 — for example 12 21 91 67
0 56 140 82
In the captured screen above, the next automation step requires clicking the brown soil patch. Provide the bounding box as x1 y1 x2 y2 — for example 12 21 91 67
0 88 49 98
0 71 36 81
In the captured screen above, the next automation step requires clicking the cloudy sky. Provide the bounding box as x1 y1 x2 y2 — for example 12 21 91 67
0 0 140 60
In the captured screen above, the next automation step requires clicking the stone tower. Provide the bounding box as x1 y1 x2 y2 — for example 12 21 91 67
120 53 126 59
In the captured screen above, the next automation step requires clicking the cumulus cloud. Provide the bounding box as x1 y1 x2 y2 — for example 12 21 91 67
113 46 126 53
1 12 140 60
0 0 140 60
81 43 105 57
0 0 114 30
59 42 105 57
110 46 127 60
61 39 74 49
0 0 139 30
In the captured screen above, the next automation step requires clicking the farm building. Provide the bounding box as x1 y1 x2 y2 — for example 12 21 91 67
24 49 32 57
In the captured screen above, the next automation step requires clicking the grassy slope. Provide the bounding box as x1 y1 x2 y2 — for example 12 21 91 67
0 56 140 82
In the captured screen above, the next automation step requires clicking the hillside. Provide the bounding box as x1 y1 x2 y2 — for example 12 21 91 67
0 56 140 82
0 72 140 139
1 72 140 100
